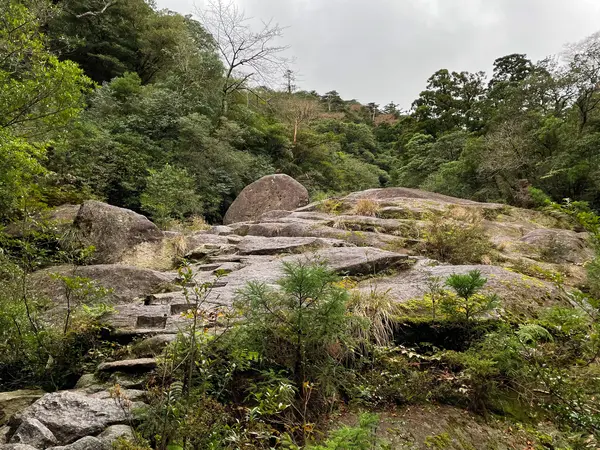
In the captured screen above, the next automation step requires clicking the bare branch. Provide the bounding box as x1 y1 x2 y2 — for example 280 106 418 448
196 0 290 114
74 1 117 19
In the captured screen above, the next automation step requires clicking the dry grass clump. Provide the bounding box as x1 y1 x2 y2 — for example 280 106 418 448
348 288 399 346
353 199 381 217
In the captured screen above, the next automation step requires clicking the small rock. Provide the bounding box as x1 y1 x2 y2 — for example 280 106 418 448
97 425 134 446
0 444 40 450
47 436 105 450
97 359 157 374
16 391 134 445
10 419 57 449
131 335 177 358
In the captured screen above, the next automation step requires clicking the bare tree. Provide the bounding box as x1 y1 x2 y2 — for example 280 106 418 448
197 0 289 115
275 95 321 145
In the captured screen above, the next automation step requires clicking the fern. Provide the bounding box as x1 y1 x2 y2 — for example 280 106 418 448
516 324 553 345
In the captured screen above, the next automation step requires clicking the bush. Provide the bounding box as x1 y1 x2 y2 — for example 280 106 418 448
140 164 202 226
420 212 493 264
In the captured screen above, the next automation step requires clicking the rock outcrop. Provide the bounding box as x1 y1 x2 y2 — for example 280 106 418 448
74 201 163 264
10 419 57 449
223 174 309 224
14 391 136 445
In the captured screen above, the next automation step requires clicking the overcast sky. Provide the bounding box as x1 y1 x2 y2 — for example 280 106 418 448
156 0 600 108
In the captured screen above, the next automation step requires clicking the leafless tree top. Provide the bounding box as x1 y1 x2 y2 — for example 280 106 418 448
197 0 289 92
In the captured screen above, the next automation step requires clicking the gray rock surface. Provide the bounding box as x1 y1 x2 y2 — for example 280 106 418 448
224 174 309 224
74 201 163 264
520 228 592 264
29 265 175 304
97 425 134 446
47 436 105 450
0 444 40 450
97 359 157 373
10 419 57 449
0 391 44 427
15 391 134 445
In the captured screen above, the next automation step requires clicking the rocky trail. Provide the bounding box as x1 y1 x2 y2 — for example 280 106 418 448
1 175 591 450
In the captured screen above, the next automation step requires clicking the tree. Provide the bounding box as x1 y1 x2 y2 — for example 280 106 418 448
443 270 497 322
412 69 487 135
0 1 91 220
275 94 322 144
489 54 534 87
322 90 344 112
366 102 380 122
562 31 600 132
0 1 92 137
198 0 289 115
140 164 202 226
283 68 297 94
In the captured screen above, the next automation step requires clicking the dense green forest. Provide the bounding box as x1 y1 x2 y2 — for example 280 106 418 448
4 0 600 227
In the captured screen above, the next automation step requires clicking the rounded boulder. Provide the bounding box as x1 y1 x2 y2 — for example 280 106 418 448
223 175 309 225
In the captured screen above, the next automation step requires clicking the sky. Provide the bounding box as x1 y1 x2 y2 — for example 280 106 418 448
156 0 600 108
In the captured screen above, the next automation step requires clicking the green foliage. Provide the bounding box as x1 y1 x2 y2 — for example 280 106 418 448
443 271 498 322
235 261 361 404
140 164 202 226
420 212 493 264
305 413 387 450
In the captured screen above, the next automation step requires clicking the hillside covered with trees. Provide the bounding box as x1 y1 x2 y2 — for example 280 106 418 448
4 0 600 227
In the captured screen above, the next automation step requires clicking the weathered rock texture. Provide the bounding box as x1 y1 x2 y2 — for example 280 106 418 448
74 201 163 264
224 174 309 224
14 391 135 445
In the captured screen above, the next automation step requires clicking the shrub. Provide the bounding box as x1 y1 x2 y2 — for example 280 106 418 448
235 260 366 441
140 164 202 227
352 199 380 217
305 413 387 450
443 271 498 322
420 212 493 264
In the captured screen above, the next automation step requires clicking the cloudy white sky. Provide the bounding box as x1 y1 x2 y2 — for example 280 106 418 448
156 0 600 108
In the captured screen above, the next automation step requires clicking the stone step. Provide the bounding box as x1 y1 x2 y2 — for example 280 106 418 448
97 358 157 373
135 315 167 329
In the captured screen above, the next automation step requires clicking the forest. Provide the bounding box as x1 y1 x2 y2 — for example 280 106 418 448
3 0 600 227
2 1 600 449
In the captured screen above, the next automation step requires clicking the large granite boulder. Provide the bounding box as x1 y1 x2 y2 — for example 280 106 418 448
224 175 309 225
13 391 134 445
74 201 163 264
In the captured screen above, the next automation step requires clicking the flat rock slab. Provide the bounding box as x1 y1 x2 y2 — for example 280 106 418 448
15 391 137 445
201 247 410 307
236 236 342 255
0 391 45 427
97 358 157 373
356 260 561 316
30 265 175 304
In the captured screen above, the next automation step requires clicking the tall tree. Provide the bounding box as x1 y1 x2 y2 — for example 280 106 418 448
412 69 487 135
198 0 289 115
